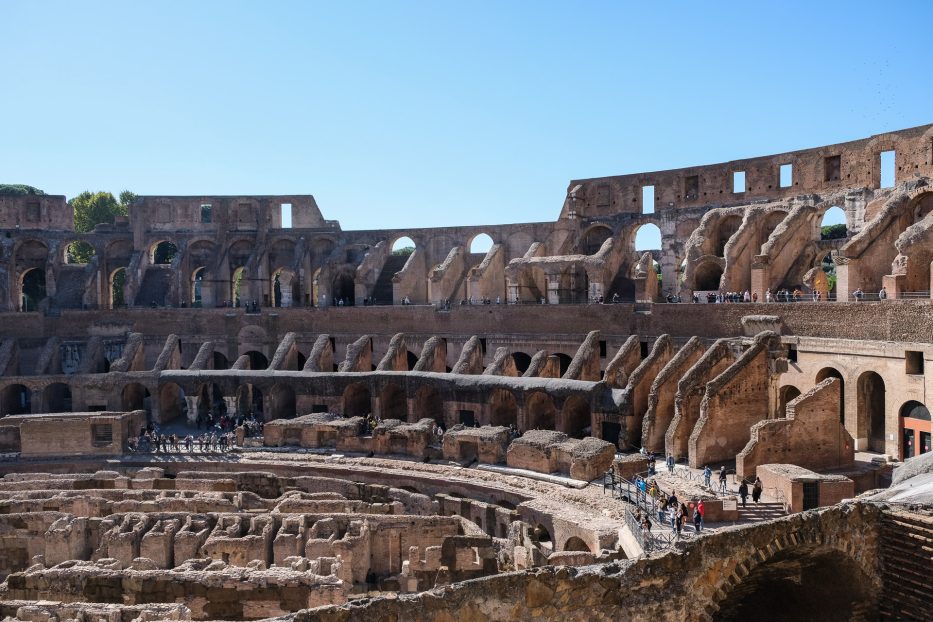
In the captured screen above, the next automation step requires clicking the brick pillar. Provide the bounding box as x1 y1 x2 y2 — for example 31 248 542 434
751 255 770 302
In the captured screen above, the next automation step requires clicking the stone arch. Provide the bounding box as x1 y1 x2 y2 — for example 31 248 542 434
0 384 31 416
413 385 443 426
150 240 178 265
331 268 355 306
579 225 614 255
857 371 886 453
271 267 296 308
468 232 494 254
560 395 591 438
159 382 185 423
63 240 96 264
43 383 71 413
633 223 662 253
525 391 556 431
122 383 151 413
110 267 127 308
20 268 46 312
244 350 269 370
212 351 229 370
819 206 848 239
380 383 408 420
231 266 246 306
554 353 573 377
236 384 264 419
694 260 724 291
511 352 532 374
562 536 592 553
760 211 787 247
716 215 742 256
191 267 206 307
778 385 802 417
489 388 518 427
899 400 931 459
343 383 372 417
269 384 297 420
390 236 417 253
406 350 418 371
816 367 845 424
196 383 224 420
712 542 879 622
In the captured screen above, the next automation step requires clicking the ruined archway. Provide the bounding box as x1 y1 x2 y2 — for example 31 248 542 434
380 384 408 420
343 383 372 417
634 223 661 253
64 241 96 264
413 385 443 426
899 400 931 459
158 382 185 423
43 383 72 413
560 395 591 438
150 241 178 265
231 266 246 307
489 389 518 427
555 353 573 377
21 268 46 312
110 267 127 308
778 385 802 417
332 271 355 306
122 383 151 413
694 261 724 291
857 371 886 453
269 384 297 420
236 384 264 419
1 384 31 415
244 351 269 371
816 367 845 424
562 536 592 553
191 267 206 307
525 391 556 431
212 351 229 370
511 352 531 375
715 545 878 622
579 225 613 255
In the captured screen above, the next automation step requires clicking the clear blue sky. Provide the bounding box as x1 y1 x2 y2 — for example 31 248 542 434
2 1 931 243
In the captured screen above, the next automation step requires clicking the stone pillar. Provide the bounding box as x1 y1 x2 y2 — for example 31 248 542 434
750 255 770 302
507 280 520 303
185 396 199 425
546 272 560 305
224 397 238 419
834 257 855 302
882 274 904 300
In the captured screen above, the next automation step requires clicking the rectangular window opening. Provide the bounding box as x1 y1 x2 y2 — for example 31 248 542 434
200 203 212 224
280 203 293 228
880 150 896 189
824 155 841 182
906 350 924 375
641 185 655 214
684 175 699 200
779 164 793 188
599 340 607 358
733 171 746 194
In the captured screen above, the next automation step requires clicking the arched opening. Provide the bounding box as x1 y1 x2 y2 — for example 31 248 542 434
511 352 532 375
158 383 185 423
899 400 931 459
532 524 552 544
244 351 268 370
122 383 151 413
391 236 416 256
110 267 127 308
469 233 494 254
1 384 31 415
760 212 786 246
269 384 297 420
634 223 661 253
525 392 556 431
716 216 742 256
820 254 838 295
778 385 802 417
695 262 724 291
150 241 178 265
21 268 46 312
64 241 96 264
816 368 845 423
236 384 264 419
191 267 205 307
580 226 613 255
212 351 229 370
196 383 224 421
715 546 878 622
413 385 443 426
820 206 848 240
406 350 418 371
562 536 592 553
380 384 408 420
343 383 372 417
561 396 591 438
489 389 518 427
555 353 573 377
271 268 296 308
231 266 246 307
332 272 355 306
857 371 886 452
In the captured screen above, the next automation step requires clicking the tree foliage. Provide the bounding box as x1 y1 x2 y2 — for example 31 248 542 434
820 224 848 240
0 184 45 196
71 190 134 233
391 246 415 256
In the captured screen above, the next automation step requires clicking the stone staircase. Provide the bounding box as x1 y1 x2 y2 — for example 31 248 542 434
372 254 409 304
737 500 786 522
134 267 173 307
51 265 88 309
879 510 933 620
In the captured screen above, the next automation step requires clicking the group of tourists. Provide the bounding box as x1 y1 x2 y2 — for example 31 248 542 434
128 428 236 453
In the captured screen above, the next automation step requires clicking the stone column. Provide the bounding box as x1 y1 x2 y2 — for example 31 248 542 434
507 280 520 303
224 397 238 419
185 396 199 425
546 272 560 305
834 257 855 302
750 255 771 302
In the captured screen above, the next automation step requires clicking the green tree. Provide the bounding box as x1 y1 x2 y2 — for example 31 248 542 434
71 190 135 233
0 184 45 196
391 246 415 256
820 223 848 240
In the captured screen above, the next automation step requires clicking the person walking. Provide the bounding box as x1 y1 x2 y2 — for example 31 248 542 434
752 477 763 504
693 500 703 533
718 466 728 493
738 479 749 508
666 454 675 474
703 465 712 488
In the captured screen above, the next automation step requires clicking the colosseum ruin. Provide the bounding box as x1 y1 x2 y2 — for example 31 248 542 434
0 125 931 620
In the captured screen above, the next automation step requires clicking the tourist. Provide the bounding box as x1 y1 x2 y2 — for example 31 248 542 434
752 291 758 303
743 290 750 303
718 466 728 493
693 500 703 533
679 502 689 532
878 286 887 300
666 454 675 474
738 479 749 508
703 465 712 488
752 477 763 504
853 287 864 302
668 503 678 532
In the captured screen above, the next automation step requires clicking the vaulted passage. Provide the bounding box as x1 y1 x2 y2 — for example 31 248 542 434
717 547 878 622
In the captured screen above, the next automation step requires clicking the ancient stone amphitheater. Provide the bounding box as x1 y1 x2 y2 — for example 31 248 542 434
0 126 931 620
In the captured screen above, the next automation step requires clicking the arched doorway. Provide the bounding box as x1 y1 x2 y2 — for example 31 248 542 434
380 384 408 420
110 267 127 308
244 351 269 370
469 233 494 254
269 384 296 420
561 396 591 438
413 385 443 426
511 352 531 375
231 266 246 307
634 223 661 253
21 268 46 311
816 368 845 423
151 241 178 265
778 385 802 417
332 272 355 306
819 206 848 240
695 262 723 291
343 383 372 417
236 384 264 419
579 225 613 255
122 383 151 413
191 267 205 307
489 389 518 427
555 353 573 377
1 384 32 415
158 383 185 423
44 383 72 413
857 371 886 452
562 536 591 553
899 400 931 459
212 351 229 370
525 391 556 431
